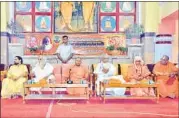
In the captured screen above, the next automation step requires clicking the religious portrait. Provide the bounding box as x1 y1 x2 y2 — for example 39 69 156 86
54 2 98 33
25 36 39 55
41 36 53 51
103 34 126 48
119 16 134 31
16 2 32 12
100 2 116 13
35 15 51 32
100 16 116 32
35 2 51 12
119 2 135 13
26 36 38 48
25 35 40 55
16 15 32 32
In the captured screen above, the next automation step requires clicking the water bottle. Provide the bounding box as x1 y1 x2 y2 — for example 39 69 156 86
27 80 32 84
149 80 154 84
31 79 35 84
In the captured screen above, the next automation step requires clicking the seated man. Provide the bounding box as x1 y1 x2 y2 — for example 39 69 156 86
153 55 178 99
127 56 155 97
94 55 126 96
1 56 28 99
30 55 55 94
67 57 89 95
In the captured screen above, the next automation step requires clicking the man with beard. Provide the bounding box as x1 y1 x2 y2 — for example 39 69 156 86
30 55 55 94
94 55 126 96
1 56 28 99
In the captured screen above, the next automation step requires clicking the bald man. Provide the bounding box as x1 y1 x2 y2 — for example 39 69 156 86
153 55 178 99
67 57 89 95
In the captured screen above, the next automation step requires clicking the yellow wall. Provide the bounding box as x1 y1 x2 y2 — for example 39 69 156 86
160 2 179 19
1 2 7 32
142 2 160 33
141 2 178 33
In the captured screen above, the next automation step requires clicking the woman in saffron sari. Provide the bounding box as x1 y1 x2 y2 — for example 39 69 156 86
127 56 155 96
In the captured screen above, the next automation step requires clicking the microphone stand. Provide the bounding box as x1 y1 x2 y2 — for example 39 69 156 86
61 64 62 84
59 63 63 98
67 69 73 84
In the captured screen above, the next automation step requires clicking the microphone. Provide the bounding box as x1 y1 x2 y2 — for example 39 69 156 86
61 64 62 84
67 68 73 84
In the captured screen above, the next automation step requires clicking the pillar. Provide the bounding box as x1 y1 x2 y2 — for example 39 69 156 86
141 2 160 64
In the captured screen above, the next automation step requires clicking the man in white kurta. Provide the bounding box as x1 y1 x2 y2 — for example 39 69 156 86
30 56 55 94
55 35 74 85
56 35 74 64
94 56 126 96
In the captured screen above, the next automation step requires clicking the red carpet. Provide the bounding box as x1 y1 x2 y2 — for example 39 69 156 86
1 98 50 118
1 97 178 118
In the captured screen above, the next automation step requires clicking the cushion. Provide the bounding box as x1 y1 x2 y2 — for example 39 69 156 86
53 64 62 74
108 78 121 85
119 64 131 80
92 63 119 75
0 64 5 71
146 64 155 73
38 78 48 85
53 64 72 77
53 64 72 83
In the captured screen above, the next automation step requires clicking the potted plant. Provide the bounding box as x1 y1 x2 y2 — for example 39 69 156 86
105 45 120 55
117 47 128 55
7 20 24 35
6 20 25 43
27 44 39 55
125 23 144 44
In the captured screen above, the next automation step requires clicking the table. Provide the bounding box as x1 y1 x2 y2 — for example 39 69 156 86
100 82 159 103
23 83 89 103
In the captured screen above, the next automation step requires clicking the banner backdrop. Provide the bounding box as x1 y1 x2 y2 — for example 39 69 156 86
24 34 126 56
24 34 105 56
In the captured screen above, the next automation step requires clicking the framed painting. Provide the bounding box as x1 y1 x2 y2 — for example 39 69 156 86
16 15 32 32
119 2 135 13
119 16 134 32
35 15 51 32
25 35 40 55
54 2 98 33
100 2 116 13
100 16 117 33
15 2 32 12
35 2 51 12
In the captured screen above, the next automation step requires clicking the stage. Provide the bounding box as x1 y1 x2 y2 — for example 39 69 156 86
1 97 178 118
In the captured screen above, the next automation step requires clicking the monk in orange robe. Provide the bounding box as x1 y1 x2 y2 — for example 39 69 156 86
127 56 155 96
67 57 89 95
153 55 178 99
